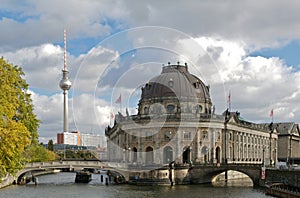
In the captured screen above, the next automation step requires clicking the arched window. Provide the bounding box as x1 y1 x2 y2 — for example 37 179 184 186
163 146 173 164
132 147 137 162
201 146 209 163
146 146 154 165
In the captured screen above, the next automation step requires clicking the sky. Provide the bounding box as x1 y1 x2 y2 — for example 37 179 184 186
1 0 300 143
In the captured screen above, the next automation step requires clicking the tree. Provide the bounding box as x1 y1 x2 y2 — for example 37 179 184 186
23 144 57 162
48 139 54 151
0 57 40 178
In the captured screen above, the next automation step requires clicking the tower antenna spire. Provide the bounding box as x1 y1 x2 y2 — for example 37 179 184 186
64 28 67 71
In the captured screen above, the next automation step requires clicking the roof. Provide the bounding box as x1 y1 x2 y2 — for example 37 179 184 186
140 64 211 103
274 122 299 135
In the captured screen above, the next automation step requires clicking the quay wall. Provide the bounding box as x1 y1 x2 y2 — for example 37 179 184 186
0 175 15 189
266 169 300 188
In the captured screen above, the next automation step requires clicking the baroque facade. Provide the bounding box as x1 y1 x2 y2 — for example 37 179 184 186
105 63 278 167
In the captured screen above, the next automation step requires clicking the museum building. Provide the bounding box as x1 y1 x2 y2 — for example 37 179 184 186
105 63 278 167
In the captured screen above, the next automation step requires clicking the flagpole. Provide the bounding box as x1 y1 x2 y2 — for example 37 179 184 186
270 109 274 123
115 94 122 113
120 99 122 114
228 90 231 112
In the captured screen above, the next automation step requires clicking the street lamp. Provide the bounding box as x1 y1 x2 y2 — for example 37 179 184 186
128 147 131 163
224 109 230 164
123 149 126 163
262 146 265 166
268 122 273 166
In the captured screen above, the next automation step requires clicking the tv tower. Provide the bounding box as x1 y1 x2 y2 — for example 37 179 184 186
59 29 72 132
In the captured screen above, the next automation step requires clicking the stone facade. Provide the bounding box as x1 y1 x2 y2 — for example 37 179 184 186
275 122 300 164
105 63 278 169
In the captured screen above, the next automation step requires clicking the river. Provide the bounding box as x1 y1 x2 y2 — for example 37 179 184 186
0 172 274 198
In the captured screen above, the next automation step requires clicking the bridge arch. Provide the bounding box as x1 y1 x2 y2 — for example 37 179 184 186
211 170 253 186
15 161 130 184
189 165 262 186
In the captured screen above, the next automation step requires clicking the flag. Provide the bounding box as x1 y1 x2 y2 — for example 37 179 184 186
270 109 274 117
227 90 231 111
115 94 121 104
110 112 115 120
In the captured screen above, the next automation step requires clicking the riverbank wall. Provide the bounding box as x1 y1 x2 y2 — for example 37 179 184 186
0 169 61 189
266 169 300 188
0 175 16 189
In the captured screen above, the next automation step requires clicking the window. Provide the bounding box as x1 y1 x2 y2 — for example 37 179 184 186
168 78 174 87
216 132 220 141
193 80 200 88
144 106 149 114
202 131 208 139
145 83 151 90
196 105 203 113
164 131 172 140
146 131 152 140
184 131 191 140
229 133 232 141
167 104 175 113
132 133 137 141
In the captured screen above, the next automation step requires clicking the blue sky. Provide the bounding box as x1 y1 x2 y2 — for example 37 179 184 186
251 41 300 69
1 0 300 142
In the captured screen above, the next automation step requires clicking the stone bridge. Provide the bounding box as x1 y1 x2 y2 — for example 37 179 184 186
186 164 263 186
16 161 264 186
16 160 130 182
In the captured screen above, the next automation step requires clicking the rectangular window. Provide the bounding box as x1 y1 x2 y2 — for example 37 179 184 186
184 131 191 140
146 131 152 140
132 134 137 140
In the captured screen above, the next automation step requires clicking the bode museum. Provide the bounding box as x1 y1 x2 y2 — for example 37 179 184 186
105 62 300 184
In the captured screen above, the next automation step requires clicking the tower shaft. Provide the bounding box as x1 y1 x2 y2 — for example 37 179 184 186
63 90 69 132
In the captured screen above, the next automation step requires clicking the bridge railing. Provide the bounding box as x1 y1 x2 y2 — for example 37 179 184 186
25 161 105 169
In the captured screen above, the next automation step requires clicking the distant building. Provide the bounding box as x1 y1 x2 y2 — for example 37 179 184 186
57 131 106 149
81 133 106 148
275 122 300 164
57 131 81 145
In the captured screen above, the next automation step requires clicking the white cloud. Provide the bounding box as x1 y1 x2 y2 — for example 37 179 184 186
186 36 300 123
3 0 300 52
2 1 300 142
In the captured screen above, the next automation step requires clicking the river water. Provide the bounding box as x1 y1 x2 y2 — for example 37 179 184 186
0 172 274 198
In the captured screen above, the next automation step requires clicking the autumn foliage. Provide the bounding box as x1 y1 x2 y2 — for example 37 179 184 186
0 57 55 178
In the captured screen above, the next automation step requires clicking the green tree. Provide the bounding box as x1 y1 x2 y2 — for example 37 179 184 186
0 58 35 177
23 144 57 162
48 139 54 151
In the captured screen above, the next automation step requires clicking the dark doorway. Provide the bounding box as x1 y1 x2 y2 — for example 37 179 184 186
216 147 221 163
182 147 191 163
133 147 137 162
